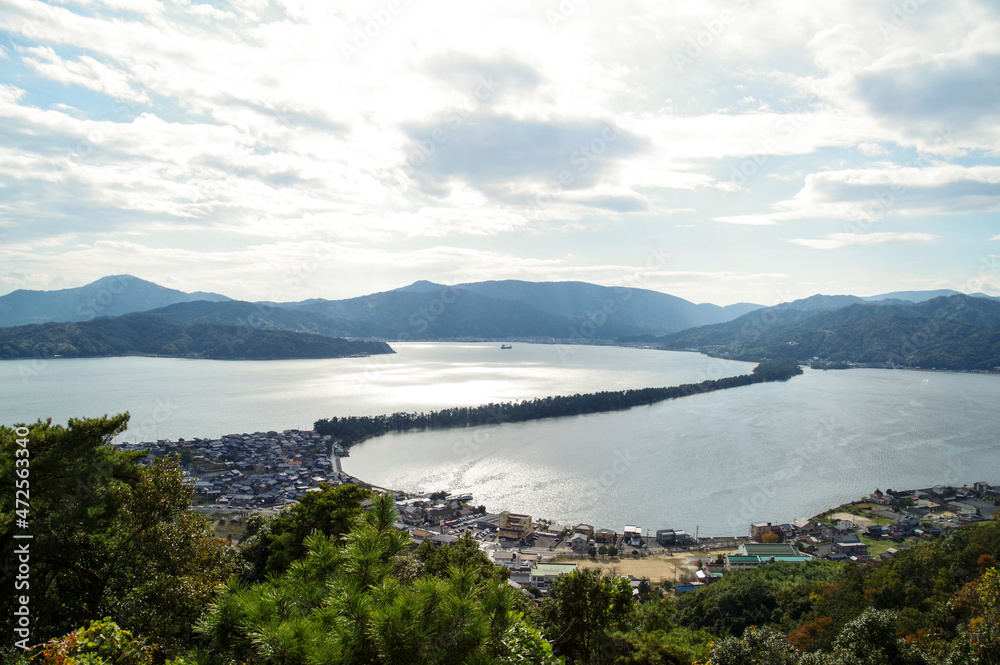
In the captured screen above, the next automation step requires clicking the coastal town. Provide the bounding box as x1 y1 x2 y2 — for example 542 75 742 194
120 430 1000 595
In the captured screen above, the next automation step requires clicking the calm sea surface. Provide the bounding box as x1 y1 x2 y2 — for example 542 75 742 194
4 342 999 536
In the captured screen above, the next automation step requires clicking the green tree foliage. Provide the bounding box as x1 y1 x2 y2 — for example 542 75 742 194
801 519 1000 648
708 625 801 665
675 561 844 637
415 532 510 584
29 617 184 665
944 566 1000 665
0 314 393 359
824 607 932 665
706 609 935 665
259 482 371 577
315 361 801 447
607 595 712 665
0 416 232 653
199 493 556 665
539 567 635 663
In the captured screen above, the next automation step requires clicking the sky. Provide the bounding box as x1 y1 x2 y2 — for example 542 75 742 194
1 0 999 306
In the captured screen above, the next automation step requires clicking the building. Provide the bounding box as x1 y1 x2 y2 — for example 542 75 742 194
623 525 643 547
750 522 783 542
529 563 578 592
568 532 590 552
656 529 695 547
594 528 617 544
498 512 535 543
492 550 517 568
725 543 811 571
428 533 460 547
832 534 869 557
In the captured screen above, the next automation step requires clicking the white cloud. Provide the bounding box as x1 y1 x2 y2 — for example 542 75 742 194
20 46 151 104
0 0 996 302
788 232 938 250
857 142 887 156
716 164 1000 226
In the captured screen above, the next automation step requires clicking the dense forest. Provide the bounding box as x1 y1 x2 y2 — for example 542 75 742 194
3 414 998 665
0 313 394 360
315 359 803 447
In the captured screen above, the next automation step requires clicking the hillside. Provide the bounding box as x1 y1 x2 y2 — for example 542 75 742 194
145 299 396 339
279 286 587 339
0 275 229 327
648 294 1000 371
0 314 393 360
448 279 763 335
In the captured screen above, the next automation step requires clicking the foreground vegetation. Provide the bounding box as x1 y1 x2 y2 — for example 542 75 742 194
2 414 998 665
315 359 803 447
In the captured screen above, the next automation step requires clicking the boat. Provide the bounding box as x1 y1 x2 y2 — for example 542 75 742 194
500 344 512 350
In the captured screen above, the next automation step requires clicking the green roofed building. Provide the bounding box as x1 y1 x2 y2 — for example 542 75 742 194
740 543 801 557
725 543 811 571
529 563 578 592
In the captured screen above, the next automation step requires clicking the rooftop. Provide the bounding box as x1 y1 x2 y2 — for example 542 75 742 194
740 543 802 557
532 563 578 577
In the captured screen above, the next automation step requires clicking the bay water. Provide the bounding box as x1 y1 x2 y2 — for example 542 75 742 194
4 342 998 536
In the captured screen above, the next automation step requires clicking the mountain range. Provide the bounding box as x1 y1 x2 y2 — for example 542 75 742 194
0 275 765 337
1 276 997 368
3 275 990 338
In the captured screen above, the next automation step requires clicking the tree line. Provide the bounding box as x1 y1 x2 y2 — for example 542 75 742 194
315 359 803 447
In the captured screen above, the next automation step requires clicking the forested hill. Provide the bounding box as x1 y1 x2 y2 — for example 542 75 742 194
0 313 393 360
315 359 802 446
639 294 1000 371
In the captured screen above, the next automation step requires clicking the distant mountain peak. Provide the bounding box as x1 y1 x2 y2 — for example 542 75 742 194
0 275 230 327
395 280 448 293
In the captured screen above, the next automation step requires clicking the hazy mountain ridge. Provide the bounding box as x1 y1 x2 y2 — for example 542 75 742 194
0 314 393 360
447 279 764 335
2 276 997 356
279 287 579 339
650 294 1000 371
146 300 396 339
0 275 230 327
